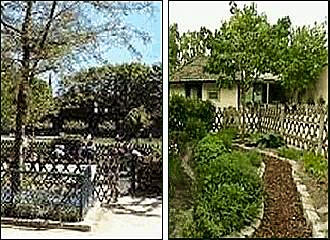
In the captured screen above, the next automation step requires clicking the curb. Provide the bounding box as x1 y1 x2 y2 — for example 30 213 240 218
0 217 91 232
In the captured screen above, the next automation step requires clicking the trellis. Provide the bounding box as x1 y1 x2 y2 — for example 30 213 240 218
0 139 162 221
211 104 328 159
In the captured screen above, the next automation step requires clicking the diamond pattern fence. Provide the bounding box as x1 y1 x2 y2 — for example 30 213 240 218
1 139 162 222
211 103 328 159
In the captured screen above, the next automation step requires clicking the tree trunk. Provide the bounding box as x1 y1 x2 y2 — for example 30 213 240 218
12 1 33 195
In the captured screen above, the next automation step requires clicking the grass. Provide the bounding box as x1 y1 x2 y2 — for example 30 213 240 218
278 147 303 160
278 147 328 181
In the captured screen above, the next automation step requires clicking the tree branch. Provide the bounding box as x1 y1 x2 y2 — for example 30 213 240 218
30 1 57 82
0 19 22 35
39 1 57 49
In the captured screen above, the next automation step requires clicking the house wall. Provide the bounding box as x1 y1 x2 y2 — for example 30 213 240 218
202 83 238 108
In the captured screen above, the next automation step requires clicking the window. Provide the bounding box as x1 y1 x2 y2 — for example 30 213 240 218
208 91 218 100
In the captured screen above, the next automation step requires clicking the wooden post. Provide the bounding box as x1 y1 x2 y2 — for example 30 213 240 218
266 83 269 105
317 105 325 155
279 104 285 136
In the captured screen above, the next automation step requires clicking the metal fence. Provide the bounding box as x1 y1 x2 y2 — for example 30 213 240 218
0 138 162 221
1 164 92 222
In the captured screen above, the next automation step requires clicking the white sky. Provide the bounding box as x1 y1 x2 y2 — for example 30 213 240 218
169 1 328 33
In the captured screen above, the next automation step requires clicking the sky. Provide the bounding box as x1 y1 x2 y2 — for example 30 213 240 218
103 2 162 65
51 1 162 95
169 1 328 33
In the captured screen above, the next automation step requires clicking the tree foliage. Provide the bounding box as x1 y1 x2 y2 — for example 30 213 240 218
1 1 156 132
279 23 328 101
1 50 55 132
56 62 162 138
169 23 212 75
204 2 273 105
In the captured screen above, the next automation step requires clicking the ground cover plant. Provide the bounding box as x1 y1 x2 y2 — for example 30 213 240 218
169 120 263 238
188 132 263 238
169 96 216 237
278 147 328 181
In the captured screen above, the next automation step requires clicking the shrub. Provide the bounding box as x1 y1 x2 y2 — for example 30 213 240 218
255 132 285 148
216 127 238 149
194 133 230 167
169 94 215 135
185 117 208 142
193 150 263 238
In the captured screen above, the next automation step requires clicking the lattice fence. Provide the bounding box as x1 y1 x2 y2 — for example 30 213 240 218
212 104 328 159
1 139 162 221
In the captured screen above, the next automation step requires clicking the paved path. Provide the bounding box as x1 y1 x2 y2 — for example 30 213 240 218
1 196 162 239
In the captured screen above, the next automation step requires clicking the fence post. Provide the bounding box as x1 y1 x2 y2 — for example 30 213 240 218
131 154 136 197
279 104 285 136
317 105 325 154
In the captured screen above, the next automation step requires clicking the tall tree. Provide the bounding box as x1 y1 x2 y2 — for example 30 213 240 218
169 23 212 76
279 22 328 102
57 62 162 138
1 1 156 191
204 2 273 107
169 23 180 75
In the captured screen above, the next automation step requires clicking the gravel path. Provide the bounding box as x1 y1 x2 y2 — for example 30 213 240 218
1 196 162 239
253 156 312 238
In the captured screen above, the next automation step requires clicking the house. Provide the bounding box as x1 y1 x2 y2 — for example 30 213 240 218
169 56 280 108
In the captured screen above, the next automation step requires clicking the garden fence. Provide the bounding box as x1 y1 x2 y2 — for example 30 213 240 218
0 139 162 221
211 103 328 159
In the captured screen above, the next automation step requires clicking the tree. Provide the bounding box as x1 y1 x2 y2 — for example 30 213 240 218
169 23 180 75
279 22 328 102
169 23 212 75
204 2 273 107
56 62 162 139
1 1 156 192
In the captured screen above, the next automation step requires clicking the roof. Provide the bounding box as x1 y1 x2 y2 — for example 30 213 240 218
170 55 220 82
170 55 280 83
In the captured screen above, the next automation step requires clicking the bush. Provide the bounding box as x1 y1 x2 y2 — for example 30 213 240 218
216 127 238 149
190 132 263 238
185 117 208 142
169 95 215 135
194 133 230 167
193 150 263 238
255 132 285 148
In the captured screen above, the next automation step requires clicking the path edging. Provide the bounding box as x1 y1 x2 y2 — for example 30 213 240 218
233 144 327 238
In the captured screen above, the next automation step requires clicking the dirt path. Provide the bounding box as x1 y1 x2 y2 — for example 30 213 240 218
1 196 162 239
253 156 312 238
